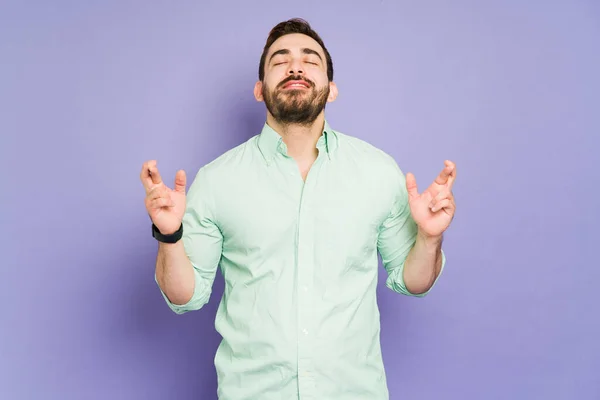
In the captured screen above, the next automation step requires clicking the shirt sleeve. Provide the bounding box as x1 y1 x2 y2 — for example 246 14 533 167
156 166 223 314
377 160 446 297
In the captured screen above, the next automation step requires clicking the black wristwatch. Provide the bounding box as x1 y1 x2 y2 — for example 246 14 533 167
152 223 183 243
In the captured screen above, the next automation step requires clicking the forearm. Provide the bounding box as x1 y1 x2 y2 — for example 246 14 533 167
155 241 195 305
402 230 444 294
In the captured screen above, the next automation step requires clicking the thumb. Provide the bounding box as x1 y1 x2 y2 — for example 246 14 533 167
405 172 419 200
174 170 186 193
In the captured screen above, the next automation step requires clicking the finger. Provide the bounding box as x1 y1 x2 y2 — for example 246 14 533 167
140 160 157 191
148 164 163 186
431 198 454 213
174 170 186 193
429 189 453 208
147 186 174 207
434 163 454 186
147 186 169 201
445 160 456 189
149 197 174 209
405 172 419 200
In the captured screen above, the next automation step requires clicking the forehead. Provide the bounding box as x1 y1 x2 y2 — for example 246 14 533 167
267 33 325 58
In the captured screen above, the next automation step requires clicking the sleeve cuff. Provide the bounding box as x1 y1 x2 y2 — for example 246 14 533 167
155 265 209 314
386 249 446 297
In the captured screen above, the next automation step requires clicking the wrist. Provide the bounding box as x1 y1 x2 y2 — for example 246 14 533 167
158 226 178 235
417 228 443 247
152 223 183 243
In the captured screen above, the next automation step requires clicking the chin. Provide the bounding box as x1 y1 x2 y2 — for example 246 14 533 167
280 89 310 97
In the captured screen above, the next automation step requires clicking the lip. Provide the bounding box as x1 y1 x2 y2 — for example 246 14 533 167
281 80 311 89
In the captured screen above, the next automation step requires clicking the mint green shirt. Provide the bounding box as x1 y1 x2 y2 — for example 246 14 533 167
157 121 446 399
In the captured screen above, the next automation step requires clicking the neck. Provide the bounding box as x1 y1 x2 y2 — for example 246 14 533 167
266 113 325 160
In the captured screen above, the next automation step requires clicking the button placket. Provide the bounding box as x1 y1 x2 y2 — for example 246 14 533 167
296 152 326 398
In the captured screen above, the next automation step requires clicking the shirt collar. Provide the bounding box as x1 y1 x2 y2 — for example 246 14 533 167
257 120 339 165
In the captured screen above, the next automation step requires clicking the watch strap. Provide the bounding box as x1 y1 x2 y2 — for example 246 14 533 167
152 223 183 243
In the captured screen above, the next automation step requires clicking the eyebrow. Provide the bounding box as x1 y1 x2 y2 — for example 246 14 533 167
269 48 323 63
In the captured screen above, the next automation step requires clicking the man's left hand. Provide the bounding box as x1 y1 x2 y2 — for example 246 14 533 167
405 160 457 238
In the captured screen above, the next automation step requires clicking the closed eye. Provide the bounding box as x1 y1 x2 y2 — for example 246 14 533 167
269 48 324 67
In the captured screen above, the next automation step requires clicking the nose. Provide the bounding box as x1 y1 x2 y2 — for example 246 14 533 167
288 67 304 74
288 58 304 75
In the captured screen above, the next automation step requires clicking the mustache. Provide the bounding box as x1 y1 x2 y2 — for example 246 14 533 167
277 75 314 88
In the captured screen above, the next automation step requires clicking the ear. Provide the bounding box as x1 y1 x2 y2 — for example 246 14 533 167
327 81 338 103
254 81 264 102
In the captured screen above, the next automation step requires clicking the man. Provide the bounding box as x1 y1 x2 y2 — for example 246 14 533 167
140 18 456 400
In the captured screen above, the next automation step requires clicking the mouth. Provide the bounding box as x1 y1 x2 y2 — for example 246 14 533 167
281 80 311 90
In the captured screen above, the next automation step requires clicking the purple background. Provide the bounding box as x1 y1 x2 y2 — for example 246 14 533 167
1 1 599 399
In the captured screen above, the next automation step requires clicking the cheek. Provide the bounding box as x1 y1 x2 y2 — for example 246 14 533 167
314 79 330 93
308 71 329 86
265 74 285 89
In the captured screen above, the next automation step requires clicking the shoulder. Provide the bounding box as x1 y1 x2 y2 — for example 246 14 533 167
192 135 259 180
185 135 260 204
333 129 410 213
335 129 406 180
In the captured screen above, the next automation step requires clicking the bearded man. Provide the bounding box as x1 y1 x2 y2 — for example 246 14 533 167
140 18 457 400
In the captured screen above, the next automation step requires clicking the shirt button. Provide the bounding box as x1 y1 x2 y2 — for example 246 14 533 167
302 328 309 335
303 286 308 292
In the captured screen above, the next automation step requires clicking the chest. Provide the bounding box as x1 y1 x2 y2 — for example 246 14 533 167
296 158 313 181
213 157 392 262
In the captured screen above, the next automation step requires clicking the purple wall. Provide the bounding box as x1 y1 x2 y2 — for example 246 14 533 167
2 1 598 399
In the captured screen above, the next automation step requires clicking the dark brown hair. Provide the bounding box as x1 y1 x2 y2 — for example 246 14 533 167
258 18 334 82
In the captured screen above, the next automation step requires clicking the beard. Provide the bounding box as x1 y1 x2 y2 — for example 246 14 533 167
262 75 330 126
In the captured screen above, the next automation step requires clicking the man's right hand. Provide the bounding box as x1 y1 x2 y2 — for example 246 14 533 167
140 160 187 235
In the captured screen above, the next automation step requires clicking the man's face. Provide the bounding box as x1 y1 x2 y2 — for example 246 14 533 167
255 33 337 125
